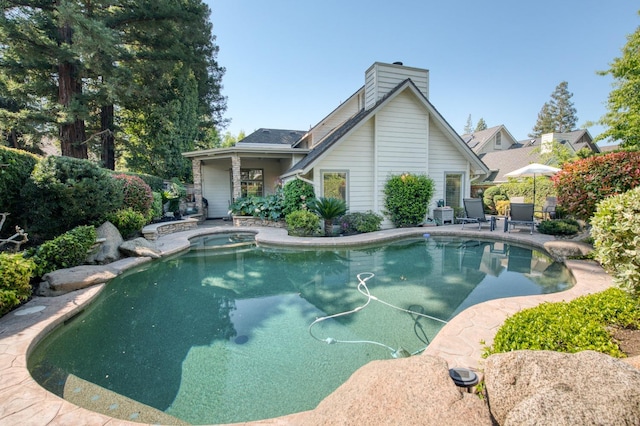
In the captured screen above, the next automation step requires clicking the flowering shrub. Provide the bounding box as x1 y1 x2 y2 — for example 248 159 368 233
282 179 315 216
113 174 153 215
552 151 640 221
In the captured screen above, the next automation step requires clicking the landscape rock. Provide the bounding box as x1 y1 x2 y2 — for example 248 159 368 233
622 355 640 370
119 237 161 258
39 265 119 296
484 350 640 425
543 240 593 260
86 221 123 264
301 355 491 425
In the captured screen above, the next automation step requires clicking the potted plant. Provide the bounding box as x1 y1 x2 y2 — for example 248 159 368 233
309 197 347 236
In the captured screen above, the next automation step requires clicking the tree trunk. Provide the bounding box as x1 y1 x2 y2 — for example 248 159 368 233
101 104 115 169
58 22 87 159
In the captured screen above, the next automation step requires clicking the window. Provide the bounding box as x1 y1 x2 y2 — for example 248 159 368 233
445 173 463 209
495 132 502 147
322 171 347 201
240 169 263 197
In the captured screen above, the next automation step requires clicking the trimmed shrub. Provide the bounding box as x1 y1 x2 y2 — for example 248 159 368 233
552 151 640 221
115 171 164 192
592 186 640 295
308 197 347 236
537 218 580 236
0 146 39 231
106 208 147 239
484 288 640 358
340 211 383 235
286 210 319 236
0 252 36 316
282 179 315 216
113 174 153 215
29 225 97 277
384 173 434 227
20 156 122 240
149 191 164 221
482 185 509 214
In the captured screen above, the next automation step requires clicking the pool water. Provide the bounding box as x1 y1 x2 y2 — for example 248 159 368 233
29 236 573 425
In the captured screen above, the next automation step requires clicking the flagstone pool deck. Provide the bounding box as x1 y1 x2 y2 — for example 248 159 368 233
0 220 613 425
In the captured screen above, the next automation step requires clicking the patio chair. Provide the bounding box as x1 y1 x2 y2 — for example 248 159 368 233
459 198 491 230
537 196 557 220
505 203 535 234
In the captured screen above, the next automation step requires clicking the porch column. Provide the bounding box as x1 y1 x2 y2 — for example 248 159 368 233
231 154 242 201
191 158 204 218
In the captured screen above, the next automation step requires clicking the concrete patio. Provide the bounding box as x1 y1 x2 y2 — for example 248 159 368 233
0 221 613 425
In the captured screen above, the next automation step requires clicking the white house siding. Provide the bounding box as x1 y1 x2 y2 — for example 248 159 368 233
428 122 471 212
312 120 375 214
309 93 362 147
202 160 231 218
374 92 430 222
365 63 429 109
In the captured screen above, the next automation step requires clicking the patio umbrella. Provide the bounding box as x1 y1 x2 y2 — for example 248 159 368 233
504 163 561 205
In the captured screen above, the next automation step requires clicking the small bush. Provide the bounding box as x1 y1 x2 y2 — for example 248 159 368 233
340 211 383 235
149 192 164 221
282 179 315 216
384 173 434 227
106 208 147 239
537 218 580 236
29 225 97 277
592 186 640 295
113 174 153 215
229 192 284 221
0 253 36 316
20 156 122 240
484 288 639 358
483 186 509 214
286 210 319 236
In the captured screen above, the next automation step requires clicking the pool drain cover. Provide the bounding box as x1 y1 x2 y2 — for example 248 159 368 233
234 335 249 344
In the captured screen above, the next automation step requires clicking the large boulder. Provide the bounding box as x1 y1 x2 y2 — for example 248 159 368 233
86 221 123 264
119 237 161 258
484 350 640 425
301 355 492 425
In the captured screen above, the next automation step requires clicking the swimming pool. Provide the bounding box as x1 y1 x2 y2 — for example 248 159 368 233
28 235 573 424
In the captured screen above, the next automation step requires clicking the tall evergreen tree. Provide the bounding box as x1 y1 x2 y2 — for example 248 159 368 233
596 12 640 149
475 117 487 131
463 114 473 134
529 81 578 137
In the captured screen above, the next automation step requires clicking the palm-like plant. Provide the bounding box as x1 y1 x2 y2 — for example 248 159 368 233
309 197 347 236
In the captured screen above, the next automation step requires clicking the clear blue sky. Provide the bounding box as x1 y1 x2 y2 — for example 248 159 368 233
205 1 638 144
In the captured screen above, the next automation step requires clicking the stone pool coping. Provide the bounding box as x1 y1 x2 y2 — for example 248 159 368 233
0 223 613 425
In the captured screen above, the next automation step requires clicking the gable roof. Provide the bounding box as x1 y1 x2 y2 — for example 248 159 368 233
284 78 489 177
461 125 519 152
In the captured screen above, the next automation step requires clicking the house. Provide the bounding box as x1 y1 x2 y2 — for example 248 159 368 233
469 129 600 186
183 62 489 228
461 125 520 156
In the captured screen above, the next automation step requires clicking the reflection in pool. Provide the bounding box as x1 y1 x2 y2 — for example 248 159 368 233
29 236 573 424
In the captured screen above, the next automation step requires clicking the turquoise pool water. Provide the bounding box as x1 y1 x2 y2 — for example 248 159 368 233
29 235 573 424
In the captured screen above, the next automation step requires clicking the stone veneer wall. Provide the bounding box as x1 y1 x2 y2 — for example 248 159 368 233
233 216 287 228
143 219 199 241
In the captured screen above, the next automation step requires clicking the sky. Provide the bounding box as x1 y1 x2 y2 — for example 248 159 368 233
205 1 639 145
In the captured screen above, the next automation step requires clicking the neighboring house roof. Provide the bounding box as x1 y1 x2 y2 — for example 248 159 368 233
513 129 598 152
597 143 620 153
461 125 519 153
479 146 542 183
283 78 489 178
238 128 306 145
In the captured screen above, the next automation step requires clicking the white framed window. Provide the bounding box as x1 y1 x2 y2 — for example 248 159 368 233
495 132 502 147
240 168 263 197
445 173 464 209
321 171 348 202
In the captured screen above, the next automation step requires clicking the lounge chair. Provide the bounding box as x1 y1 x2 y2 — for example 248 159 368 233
459 198 491 230
505 203 535 234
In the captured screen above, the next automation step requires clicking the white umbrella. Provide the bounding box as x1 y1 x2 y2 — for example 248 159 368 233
504 163 561 205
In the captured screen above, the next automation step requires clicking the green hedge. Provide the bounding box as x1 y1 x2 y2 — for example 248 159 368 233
286 210 319 236
0 146 40 231
20 156 122 240
384 173 434 227
483 288 640 358
592 186 640 295
0 252 36 316
282 179 315 216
